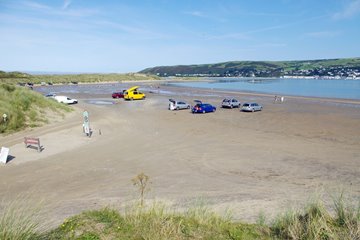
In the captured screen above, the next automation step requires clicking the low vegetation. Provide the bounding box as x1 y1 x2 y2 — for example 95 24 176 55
0 83 71 133
0 72 160 85
43 203 268 240
0 192 357 240
271 193 360 240
0 196 45 240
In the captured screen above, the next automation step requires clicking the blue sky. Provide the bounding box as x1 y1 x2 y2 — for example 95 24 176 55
1 0 360 73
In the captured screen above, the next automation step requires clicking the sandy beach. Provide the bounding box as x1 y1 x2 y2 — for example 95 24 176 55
0 83 359 227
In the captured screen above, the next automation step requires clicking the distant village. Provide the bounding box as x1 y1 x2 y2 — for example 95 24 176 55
161 66 360 79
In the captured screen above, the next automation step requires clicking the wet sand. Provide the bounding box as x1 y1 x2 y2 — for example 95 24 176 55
0 83 359 226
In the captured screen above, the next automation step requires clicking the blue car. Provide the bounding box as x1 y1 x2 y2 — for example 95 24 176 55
191 100 216 113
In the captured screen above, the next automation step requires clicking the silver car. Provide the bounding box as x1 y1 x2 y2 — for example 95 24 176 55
168 99 191 110
221 98 240 108
241 102 262 112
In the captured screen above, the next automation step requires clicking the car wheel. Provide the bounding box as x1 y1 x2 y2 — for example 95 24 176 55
130 97 134 101
202 110 206 114
176 107 179 110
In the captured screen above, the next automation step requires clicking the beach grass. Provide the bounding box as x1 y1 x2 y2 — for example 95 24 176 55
0 196 46 240
44 203 268 240
0 83 71 133
271 192 360 240
34 192 359 239
0 193 357 239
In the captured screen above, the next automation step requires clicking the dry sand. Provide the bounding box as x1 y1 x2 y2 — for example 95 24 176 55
0 84 359 226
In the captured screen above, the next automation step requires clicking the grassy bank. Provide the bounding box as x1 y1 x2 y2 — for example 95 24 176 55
0 72 160 85
0 83 71 133
1 193 358 240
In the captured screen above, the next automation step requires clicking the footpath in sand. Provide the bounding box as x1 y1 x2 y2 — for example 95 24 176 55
0 85 359 226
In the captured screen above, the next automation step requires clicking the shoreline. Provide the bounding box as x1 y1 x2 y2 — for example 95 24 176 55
159 84 360 106
34 80 360 106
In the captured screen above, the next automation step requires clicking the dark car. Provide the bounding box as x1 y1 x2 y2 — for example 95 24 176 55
45 93 56 98
191 100 216 113
112 90 125 98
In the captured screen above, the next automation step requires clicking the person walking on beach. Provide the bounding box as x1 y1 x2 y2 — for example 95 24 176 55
83 110 91 137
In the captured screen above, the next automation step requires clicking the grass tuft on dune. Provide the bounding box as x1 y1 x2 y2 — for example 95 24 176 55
32 193 360 239
0 83 71 134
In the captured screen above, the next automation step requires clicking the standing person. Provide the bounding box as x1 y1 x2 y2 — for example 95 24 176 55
274 95 278 103
83 110 90 137
169 99 176 110
2 113 7 123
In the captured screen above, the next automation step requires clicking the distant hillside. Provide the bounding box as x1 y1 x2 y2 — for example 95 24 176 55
139 58 360 78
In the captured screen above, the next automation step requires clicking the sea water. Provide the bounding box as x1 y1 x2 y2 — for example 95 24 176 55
169 78 360 100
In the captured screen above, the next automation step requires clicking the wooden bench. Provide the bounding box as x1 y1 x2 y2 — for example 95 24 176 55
24 137 41 152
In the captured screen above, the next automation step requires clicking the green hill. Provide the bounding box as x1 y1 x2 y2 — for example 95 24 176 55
139 58 360 78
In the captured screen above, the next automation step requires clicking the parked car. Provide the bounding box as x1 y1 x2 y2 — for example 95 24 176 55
124 86 146 100
45 93 56 98
168 99 190 110
241 103 262 112
54 95 78 104
221 98 240 108
112 90 125 98
191 100 216 113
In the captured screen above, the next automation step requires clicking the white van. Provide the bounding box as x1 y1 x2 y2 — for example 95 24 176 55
54 95 78 104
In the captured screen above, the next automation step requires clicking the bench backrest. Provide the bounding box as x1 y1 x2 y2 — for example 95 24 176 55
24 137 40 144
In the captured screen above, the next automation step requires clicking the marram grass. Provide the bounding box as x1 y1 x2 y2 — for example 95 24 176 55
44 203 268 240
0 192 358 239
0 196 46 240
0 83 71 133
271 193 360 240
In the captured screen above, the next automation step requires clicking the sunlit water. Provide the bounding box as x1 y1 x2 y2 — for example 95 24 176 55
169 78 360 100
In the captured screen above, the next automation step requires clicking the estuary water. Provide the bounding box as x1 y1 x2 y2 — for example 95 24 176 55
169 78 360 100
